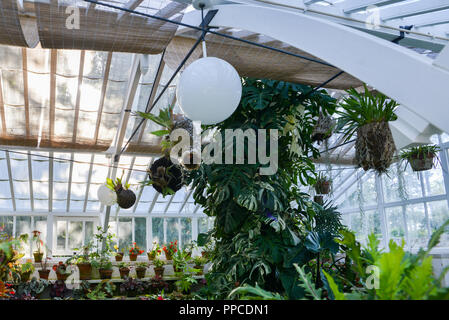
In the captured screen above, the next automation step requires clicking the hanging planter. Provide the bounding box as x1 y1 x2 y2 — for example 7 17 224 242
311 113 336 144
314 173 331 195
337 84 398 174
147 156 183 196
138 106 199 178
105 176 136 209
400 145 440 172
355 121 396 173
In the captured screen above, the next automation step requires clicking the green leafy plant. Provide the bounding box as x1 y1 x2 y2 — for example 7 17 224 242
86 280 116 300
153 258 165 269
400 144 440 171
175 268 198 294
192 256 207 267
336 84 398 142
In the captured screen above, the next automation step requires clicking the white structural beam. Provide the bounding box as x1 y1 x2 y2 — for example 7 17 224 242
117 0 144 22
182 5 449 135
304 0 322 5
398 9 449 28
380 0 449 21
342 0 406 14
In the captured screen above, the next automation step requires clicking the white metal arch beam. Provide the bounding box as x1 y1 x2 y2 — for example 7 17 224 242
181 4 449 134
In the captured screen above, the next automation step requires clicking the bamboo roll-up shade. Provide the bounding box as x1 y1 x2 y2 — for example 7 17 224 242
34 1 186 54
164 32 363 90
0 0 39 47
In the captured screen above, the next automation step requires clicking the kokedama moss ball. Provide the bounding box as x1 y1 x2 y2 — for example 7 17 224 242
149 157 183 194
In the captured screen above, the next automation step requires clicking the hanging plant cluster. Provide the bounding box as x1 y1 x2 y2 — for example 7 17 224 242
311 112 336 144
314 173 332 195
138 105 198 196
105 176 136 209
337 84 398 174
400 144 440 172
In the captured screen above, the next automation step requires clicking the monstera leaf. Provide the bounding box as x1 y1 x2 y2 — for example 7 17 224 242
305 231 339 255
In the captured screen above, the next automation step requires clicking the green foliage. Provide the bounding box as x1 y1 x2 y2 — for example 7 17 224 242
400 144 440 160
336 84 398 142
294 264 322 300
187 78 339 299
325 218 449 300
85 280 116 300
229 283 285 300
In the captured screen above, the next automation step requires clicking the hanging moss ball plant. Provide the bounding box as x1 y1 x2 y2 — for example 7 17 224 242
312 113 336 144
337 84 398 174
314 173 331 195
147 156 183 196
400 144 440 172
106 176 136 209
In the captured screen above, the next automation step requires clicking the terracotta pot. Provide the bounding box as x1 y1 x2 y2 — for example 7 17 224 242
314 181 331 195
164 252 172 261
119 268 130 279
129 254 138 261
56 272 69 281
154 267 164 278
194 265 204 275
136 267 147 279
147 252 156 261
99 269 113 280
33 252 43 263
77 263 92 280
410 153 435 172
38 269 50 280
115 253 124 262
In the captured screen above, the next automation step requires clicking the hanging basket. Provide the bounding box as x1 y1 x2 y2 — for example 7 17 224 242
149 157 183 194
312 113 336 144
409 153 436 172
355 121 396 174
314 195 324 205
314 181 331 195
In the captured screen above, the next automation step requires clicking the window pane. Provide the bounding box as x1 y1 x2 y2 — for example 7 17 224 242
118 217 132 250
422 162 445 196
135 217 146 251
198 217 209 235
56 220 67 251
405 203 428 249
166 218 179 244
68 221 83 250
34 216 47 252
361 174 377 205
85 221 94 245
152 217 163 244
0 216 13 237
427 200 449 247
366 210 382 242
181 218 192 248
385 206 405 244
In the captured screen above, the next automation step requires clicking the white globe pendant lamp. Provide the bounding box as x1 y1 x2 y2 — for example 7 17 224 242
97 184 117 206
176 57 242 125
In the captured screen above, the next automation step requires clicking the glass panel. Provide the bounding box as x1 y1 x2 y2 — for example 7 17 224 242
152 217 164 244
135 217 146 252
34 216 47 252
0 216 13 237
181 218 192 248
166 218 179 245
365 210 382 242
85 221 94 245
427 200 449 247
385 206 405 244
405 203 428 250
118 217 132 250
56 220 67 251
198 217 209 235
68 221 83 250
422 161 445 196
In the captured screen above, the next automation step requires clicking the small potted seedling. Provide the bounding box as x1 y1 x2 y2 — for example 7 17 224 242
400 145 440 172
153 258 165 278
135 262 147 279
192 256 207 275
118 262 130 279
147 241 161 261
38 257 51 280
114 245 124 262
32 230 44 263
53 262 72 281
314 173 331 195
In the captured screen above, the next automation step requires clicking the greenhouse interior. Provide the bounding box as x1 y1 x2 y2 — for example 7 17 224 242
1 0 449 304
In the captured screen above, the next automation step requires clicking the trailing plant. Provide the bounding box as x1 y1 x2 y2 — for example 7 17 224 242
336 84 399 174
187 78 338 299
